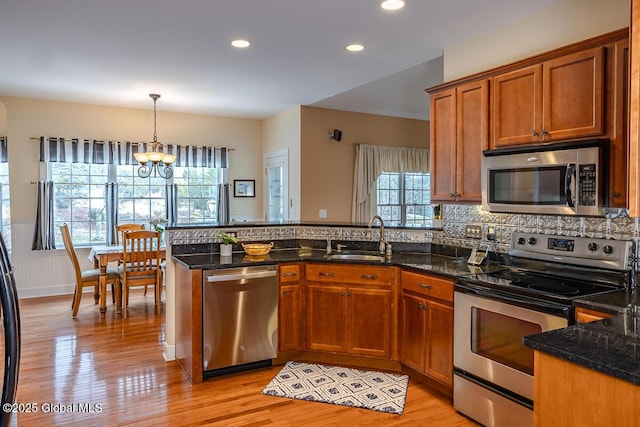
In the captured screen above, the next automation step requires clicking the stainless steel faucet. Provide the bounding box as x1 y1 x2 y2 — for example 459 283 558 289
368 215 392 256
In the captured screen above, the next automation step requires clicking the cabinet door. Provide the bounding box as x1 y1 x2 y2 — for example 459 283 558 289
425 299 454 387
306 284 347 353
399 292 426 372
430 88 457 201
279 284 301 352
347 287 391 358
543 47 604 141
456 79 488 202
492 64 543 148
608 39 629 208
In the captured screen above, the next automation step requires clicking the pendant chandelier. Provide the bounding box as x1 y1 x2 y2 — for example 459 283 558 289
134 93 176 179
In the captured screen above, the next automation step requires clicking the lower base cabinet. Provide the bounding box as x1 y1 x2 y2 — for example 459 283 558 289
304 263 394 359
306 284 392 358
399 271 454 388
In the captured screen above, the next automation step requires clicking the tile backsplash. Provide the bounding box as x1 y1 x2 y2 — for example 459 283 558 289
437 204 637 253
167 204 637 256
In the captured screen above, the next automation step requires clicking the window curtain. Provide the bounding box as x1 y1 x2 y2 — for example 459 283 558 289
217 183 230 225
165 183 178 224
0 136 7 162
31 180 55 250
36 137 231 247
105 183 118 245
39 137 230 169
351 144 429 223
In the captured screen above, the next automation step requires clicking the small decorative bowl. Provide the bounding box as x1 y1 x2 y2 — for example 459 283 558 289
241 242 274 256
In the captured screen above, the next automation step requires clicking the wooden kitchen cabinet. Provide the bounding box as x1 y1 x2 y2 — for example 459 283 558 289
399 270 454 388
492 47 604 148
574 306 615 324
430 79 488 202
278 263 302 352
533 350 640 426
606 38 629 208
305 263 393 358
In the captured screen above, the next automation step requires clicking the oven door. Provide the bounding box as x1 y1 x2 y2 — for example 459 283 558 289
454 287 568 401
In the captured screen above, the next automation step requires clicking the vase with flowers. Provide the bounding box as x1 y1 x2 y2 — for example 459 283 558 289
218 232 238 256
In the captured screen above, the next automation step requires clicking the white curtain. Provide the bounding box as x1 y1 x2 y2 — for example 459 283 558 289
351 144 429 223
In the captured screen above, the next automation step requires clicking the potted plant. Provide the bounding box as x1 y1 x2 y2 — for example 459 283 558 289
218 232 238 256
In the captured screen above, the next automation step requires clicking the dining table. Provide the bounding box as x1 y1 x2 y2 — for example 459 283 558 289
89 244 166 314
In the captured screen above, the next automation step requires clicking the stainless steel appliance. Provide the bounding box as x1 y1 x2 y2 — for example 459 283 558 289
482 140 608 216
203 265 278 377
454 232 632 427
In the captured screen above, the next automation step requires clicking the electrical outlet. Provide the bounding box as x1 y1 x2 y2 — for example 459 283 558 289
465 224 482 239
486 225 496 241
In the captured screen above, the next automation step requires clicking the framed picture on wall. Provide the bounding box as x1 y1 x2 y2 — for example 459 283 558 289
234 180 255 197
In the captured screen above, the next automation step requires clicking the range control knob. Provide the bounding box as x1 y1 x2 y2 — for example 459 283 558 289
517 237 526 245
528 237 537 245
587 242 598 252
603 245 614 255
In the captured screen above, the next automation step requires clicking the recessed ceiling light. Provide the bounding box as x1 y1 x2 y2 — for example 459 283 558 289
381 0 405 11
231 39 250 48
346 44 365 52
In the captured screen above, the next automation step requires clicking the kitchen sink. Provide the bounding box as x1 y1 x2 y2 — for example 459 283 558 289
326 253 385 262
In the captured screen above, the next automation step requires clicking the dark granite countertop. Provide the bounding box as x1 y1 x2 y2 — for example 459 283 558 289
172 247 490 279
524 312 640 385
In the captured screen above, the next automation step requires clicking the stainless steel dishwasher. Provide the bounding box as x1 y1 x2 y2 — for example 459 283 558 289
202 265 278 377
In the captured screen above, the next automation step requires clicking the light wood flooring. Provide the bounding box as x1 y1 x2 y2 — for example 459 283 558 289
4 292 478 426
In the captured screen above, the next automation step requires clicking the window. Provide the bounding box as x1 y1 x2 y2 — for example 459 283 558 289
173 167 220 223
51 164 221 246
0 162 11 248
376 172 431 226
52 162 109 246
116 165 166 225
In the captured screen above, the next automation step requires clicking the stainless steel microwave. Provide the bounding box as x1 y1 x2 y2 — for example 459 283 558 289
482 140 609 216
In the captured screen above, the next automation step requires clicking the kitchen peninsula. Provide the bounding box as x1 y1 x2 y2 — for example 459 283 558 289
524 291 640 426
166 221 482 395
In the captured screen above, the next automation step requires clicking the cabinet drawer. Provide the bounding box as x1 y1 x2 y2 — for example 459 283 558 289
306 263 392 286
401 270 453 303
279 264 301 283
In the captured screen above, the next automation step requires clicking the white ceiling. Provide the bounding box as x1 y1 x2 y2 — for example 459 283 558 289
0 0 561 120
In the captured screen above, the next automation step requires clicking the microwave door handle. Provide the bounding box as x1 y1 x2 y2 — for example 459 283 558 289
565 163 577 209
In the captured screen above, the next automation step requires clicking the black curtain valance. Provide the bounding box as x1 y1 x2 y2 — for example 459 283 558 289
38 137 229 168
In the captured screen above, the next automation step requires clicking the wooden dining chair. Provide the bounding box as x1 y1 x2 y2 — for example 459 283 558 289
115 223 152 295
119 230 162 318
115 223 145 245
60 224 121 317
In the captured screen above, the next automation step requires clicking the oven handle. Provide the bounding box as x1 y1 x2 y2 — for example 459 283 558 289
455 281 571 318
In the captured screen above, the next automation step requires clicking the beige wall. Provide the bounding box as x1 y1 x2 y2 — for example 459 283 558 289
263 106 301 220
444 0 630 80
1 95 263 297
299 106 429 222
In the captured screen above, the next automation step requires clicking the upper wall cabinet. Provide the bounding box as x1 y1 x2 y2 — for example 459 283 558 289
492 47 604 148
429 79 489 202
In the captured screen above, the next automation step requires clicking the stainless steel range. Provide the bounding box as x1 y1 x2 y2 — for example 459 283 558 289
453 232 632 427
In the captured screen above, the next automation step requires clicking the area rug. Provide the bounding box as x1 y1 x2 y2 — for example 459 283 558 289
262 361 409 415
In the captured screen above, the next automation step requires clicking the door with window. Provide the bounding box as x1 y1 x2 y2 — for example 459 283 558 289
264 150 288 222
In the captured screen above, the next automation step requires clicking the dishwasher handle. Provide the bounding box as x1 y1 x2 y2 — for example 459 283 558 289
205 267 276 283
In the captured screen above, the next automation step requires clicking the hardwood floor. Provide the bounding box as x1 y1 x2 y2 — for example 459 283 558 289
5 293 477 426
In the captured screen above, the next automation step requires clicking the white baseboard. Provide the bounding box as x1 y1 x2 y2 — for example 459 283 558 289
163 343 176 361
18 284 75 299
